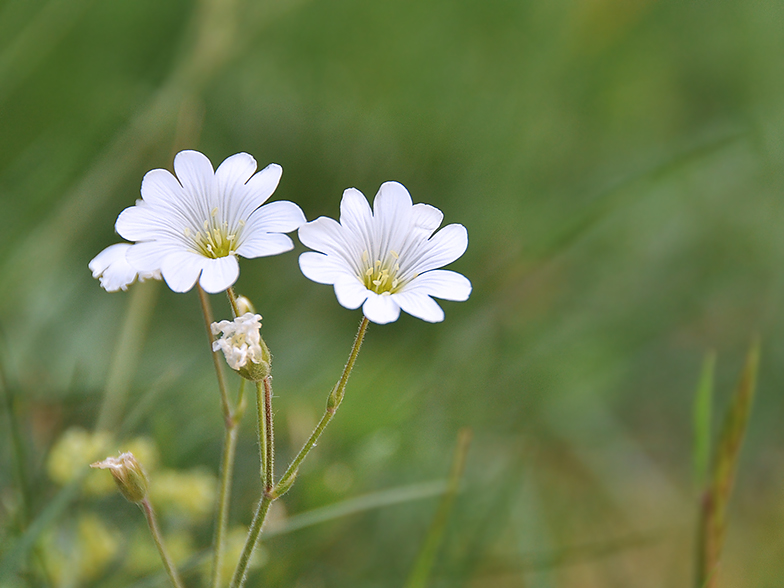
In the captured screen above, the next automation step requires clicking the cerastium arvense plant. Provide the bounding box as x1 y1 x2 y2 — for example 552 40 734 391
89 149 472 588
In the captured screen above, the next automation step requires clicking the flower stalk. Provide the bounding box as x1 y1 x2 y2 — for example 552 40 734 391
263 376 275 491
230 316 369 588
255 380 269 489
141 498 185 588
198 284 233 424
198 284 248 588
211 379 246 588
277 317 369 493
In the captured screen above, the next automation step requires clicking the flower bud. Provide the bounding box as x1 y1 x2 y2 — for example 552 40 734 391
235 295 255 315
271 469 298 499
91 452 149 503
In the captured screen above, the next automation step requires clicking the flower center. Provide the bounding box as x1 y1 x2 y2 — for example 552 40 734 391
360 250 403 295
184 209 245 258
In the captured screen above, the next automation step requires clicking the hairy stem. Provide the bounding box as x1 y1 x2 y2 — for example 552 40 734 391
275 317 369 494
141 498 185 588
264 375 274 491
228 494 273 588
229 317 369 588
211 379 245 588
255 380 268 488
197 284 233 424
227 286 240 318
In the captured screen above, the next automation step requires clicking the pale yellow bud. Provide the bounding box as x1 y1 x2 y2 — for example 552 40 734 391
235 295 255 315
91 452 149 503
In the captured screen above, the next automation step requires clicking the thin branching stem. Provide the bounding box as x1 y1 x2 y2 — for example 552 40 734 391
141 498 185 588
263 375 275 491
230 317 369 588
197 284 233 423
227 287 240 318
229 494 274 588
275 317 369 494
255 380 268 488
211 379 246 588
199 285 246 588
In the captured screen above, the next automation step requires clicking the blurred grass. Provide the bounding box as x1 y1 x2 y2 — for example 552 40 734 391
2 0 784 586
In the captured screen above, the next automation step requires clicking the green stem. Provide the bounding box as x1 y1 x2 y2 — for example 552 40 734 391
263 375 274 491
228 494 273 588
229 317 369 588
227 287 240 318
255 380 268 488
141 498 185 588
211 379 245 588
199 284 245 588
275 317 369 495
197 284 233 424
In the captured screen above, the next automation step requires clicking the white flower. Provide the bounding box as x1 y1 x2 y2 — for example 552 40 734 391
211 313 264 370
298 181 471 324
113 150 306 294
88 243 161 292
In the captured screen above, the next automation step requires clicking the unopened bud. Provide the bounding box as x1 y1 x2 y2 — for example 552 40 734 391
326 383 343 413
235 295 255 315
271 469 298 499
91 452 149 503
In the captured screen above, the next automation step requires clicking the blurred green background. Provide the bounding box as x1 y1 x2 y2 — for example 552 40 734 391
2 0 784 586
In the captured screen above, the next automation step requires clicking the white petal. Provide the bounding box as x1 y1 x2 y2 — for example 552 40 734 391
408 224 468 275
89 243 130 277
362 293 401 324
392 291 445 323
89 243 138 292
125 241 179 273
333 274 370 309
115 202 183 242
235 163 283 220
339 188 373 240
236 233 294 258
299 217 362 273
199 255 240 294
299 252 350 284
215 153 257 196
411 203 443 237
140 168 187 208
373 181 413 254
374 181 413 217
173 150 215 203
298 216 345 254
243 200 306 235
160 251 206 293
403 269 472 301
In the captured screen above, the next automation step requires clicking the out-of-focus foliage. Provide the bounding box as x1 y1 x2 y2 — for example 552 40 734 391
2 0 784 586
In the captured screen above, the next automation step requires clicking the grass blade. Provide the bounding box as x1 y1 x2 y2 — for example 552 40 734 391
404 428 473 588
695 339 760 588
693 351 716 490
